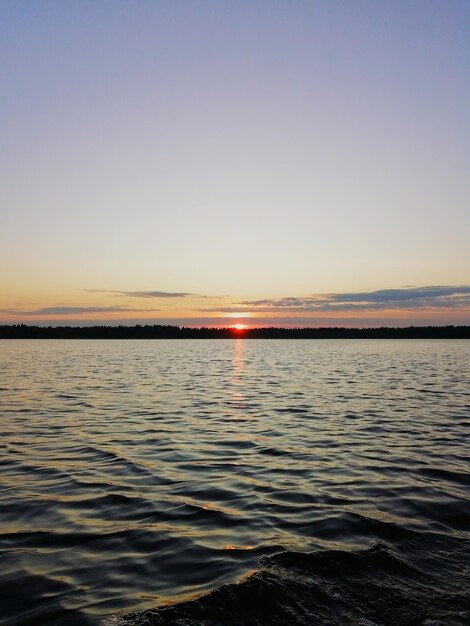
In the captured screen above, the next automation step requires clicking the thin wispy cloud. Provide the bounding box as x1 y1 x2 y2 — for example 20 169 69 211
199 286 470 314
328 286 470 304
3 306 159 316
85 289 196 298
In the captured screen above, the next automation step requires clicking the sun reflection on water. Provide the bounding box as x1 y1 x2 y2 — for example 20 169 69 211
230 339 246 410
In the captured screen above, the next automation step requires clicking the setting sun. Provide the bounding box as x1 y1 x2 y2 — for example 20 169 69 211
233 323 246 331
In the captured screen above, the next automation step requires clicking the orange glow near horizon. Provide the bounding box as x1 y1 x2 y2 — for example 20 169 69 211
1 296 469 328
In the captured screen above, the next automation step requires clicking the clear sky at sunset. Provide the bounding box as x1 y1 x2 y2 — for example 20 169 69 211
1 1 469 327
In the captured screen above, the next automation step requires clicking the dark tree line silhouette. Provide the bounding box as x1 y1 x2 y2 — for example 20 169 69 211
1 324 469 339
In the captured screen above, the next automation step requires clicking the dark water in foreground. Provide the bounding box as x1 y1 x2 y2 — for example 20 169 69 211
0 339 469 626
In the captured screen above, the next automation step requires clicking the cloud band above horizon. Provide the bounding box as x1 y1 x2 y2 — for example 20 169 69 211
1 285 469 327
200 286 470 314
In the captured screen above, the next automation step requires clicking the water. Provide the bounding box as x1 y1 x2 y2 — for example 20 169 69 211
0 339 469 626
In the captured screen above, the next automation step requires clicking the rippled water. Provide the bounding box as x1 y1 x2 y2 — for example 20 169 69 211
0 339 469 625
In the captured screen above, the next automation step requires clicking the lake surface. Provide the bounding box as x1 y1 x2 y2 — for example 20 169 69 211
0 339 469 625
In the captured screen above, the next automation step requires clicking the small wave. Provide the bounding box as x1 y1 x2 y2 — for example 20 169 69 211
418 466 470 487
0 570 84 626
103 542 470 626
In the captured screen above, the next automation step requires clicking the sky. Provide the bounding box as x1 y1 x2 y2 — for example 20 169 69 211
1 0 469 327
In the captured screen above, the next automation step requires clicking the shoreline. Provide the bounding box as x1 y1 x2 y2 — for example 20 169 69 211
1 324 469 340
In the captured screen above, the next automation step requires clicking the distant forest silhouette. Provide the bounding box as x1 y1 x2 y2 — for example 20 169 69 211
1 324 469 339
